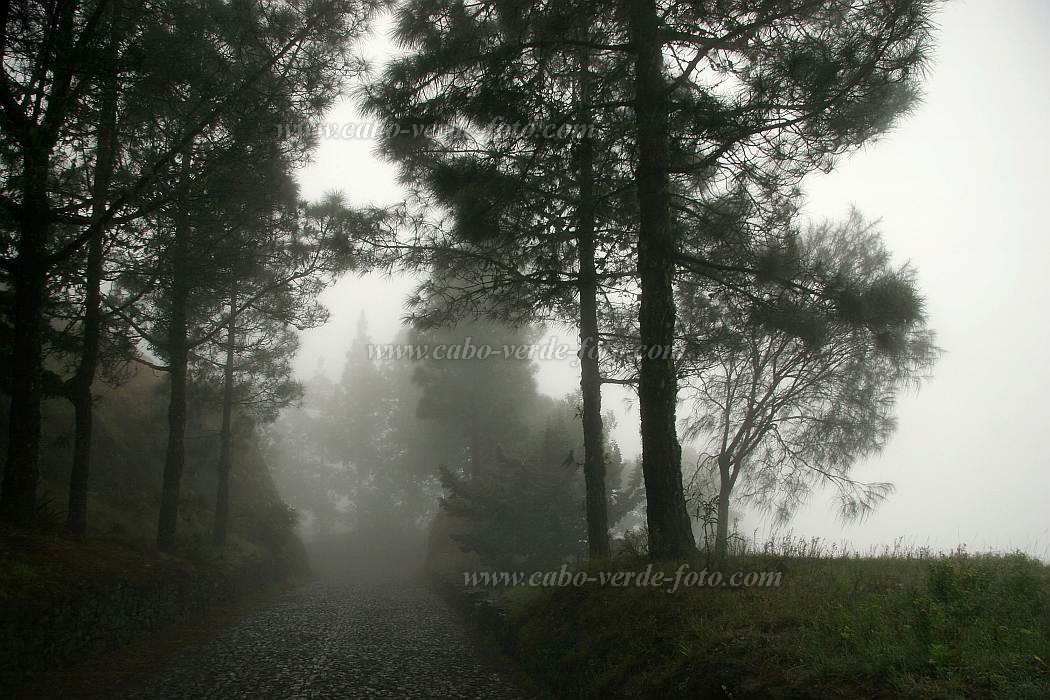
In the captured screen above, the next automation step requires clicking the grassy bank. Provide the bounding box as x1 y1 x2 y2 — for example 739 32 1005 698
0 369 311 602
498 545 1050 699
0 371 312 690
0 520 308 604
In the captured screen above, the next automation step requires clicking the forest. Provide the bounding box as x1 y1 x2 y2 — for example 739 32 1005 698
1 0 1048 698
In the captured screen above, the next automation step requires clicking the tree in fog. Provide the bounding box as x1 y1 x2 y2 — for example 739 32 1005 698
363 0 645 557
0 0 378 529
116 3 372 551
624 0 940 559
408 320 574 568
55 0 125 535
402 318 645 568
112 148 279 551
195 194 373 547
265 370 348 537
266 320 449 544
680 212 939 555
410 320 545 482
440 393 645 569
328 315 403 536
0 0 126 525
365 0 941 560
440 401 586 570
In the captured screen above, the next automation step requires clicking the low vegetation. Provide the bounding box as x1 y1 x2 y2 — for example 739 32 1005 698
0 371 310 601
499 539 1050 699
0 371 309 690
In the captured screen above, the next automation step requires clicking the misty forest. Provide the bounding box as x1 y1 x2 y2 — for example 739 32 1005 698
1 0 1048 698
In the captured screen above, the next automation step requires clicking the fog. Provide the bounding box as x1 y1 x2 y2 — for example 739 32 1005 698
292 0 1050 560
7 1 1050 696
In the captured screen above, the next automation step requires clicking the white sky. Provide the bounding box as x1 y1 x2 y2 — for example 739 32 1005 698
294 1 1050 559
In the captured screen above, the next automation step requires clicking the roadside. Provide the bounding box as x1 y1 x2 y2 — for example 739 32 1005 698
492 550 1050 699
1 524 307 698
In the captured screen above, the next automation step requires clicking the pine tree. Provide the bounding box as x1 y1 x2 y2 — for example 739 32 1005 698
680 211 939 554
0 0 379 528
367 0 940 559
364 1 640 556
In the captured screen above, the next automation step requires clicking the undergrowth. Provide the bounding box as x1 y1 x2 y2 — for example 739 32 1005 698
500 537 1050 699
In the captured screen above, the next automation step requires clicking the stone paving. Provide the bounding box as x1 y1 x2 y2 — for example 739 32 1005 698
120 579 528 699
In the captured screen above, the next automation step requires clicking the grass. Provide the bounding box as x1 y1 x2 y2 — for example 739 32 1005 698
0 485 310 603
498 536 1050 699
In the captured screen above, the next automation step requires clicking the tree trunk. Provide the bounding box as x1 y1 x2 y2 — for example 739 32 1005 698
213 288 237 547
630 0 696 560
575 50 610 558
715 453 732 557
157 182 191 553
67 0 121 534
0 150 50 526
157 331 188 553
0 0 82 527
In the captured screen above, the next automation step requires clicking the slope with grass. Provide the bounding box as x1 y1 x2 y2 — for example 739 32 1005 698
499 544 1050 699
0 370 310 690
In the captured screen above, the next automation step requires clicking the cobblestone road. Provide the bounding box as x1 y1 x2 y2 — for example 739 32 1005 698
120 579 528 699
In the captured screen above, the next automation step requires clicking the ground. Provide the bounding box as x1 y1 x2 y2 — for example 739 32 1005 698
9 569 528 699
107 577 526 699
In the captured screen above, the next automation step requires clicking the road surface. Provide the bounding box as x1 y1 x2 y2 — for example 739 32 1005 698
118 578 528 699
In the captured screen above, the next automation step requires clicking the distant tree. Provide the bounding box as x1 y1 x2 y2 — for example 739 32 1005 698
328 315 397 533
438 395 635 570
410 320 544 481
265 319 448 544
265 369 348 537
680 212 939 555
378 328 462 530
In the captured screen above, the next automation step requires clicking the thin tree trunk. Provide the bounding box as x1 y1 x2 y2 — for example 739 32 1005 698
576 50 610 558
67 0 121 534
213 287 237 547
715 453 732 557
1 0 81 526
157 177 191 553
630 0 696 560
157 330 188 553
0 150 50 526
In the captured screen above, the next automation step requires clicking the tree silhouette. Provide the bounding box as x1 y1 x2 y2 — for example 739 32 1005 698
680 211 939 554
